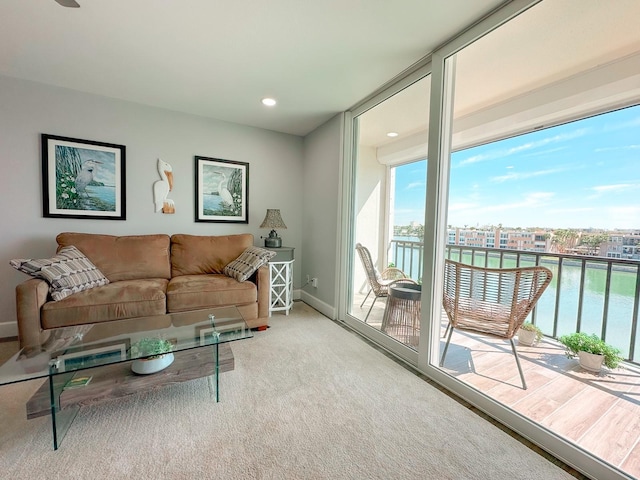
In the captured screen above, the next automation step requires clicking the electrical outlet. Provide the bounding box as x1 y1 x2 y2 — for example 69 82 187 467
306 274 310 284
311 277 318 288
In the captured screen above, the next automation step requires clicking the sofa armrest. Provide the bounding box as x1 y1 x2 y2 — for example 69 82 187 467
253 264 270 319
16 278 50 348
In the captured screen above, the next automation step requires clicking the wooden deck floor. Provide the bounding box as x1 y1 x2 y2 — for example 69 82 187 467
351 294 640 479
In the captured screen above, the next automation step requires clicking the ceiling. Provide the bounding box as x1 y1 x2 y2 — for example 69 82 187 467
0 0 507 137
358 0 640 149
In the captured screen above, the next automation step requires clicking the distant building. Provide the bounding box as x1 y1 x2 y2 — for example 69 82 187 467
405 225 639 259
447 227 549 252
601 233 640 260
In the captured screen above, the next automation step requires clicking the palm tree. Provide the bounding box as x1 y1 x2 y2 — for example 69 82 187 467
580 233 609 255
551 229 579 253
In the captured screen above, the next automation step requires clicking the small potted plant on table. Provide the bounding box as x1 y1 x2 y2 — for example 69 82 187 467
517 322 543 346
130 337 174 374
558 332 623 372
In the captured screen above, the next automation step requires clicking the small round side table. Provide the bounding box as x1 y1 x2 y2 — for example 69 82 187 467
381 283 421 347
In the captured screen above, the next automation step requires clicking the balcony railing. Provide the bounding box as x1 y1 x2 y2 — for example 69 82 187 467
389 239 640 364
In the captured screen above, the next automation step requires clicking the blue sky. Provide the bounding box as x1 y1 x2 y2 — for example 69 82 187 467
394 104 640 230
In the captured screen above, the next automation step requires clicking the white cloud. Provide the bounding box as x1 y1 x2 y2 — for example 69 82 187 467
446 192 558 228
449 192 553 215
521 147 567 158
592 183 640 194
490 167 569 183
457 129 588 167
602 116 640 132
594 144 640 152
458 153 491 166
405 181 425 190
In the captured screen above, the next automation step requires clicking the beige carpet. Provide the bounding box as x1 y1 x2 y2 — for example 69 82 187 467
0 303 578 479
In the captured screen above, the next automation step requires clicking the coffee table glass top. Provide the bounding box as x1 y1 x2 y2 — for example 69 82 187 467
0 306 252 386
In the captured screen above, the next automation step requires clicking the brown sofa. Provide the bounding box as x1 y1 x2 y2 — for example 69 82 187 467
15 232 270 348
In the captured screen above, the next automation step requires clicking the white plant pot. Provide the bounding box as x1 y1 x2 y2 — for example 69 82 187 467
131 352 174 374
517 329 538 346
577 350 604 372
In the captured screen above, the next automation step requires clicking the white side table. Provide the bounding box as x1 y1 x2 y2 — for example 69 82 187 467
265 247 294 316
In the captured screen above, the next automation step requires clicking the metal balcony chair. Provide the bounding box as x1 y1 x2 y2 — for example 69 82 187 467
355 243 417 323
440 259 552 389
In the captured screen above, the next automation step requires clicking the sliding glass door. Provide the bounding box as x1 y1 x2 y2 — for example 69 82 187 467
342 1 640 478
345 74 430 361
428 2 640 478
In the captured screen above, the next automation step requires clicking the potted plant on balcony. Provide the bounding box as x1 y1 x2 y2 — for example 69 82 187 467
130 337 174 374
517 322 543 346
558 332 623 372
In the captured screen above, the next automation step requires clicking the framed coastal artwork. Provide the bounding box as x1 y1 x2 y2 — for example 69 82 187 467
53 339 130 373
195 156 249 223
41 134 126 220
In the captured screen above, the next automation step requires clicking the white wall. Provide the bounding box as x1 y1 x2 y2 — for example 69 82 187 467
354 145 387 295
0 75 303 338
299 113 343 318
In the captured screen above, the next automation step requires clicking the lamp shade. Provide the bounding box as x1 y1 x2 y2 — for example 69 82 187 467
259 209 287 229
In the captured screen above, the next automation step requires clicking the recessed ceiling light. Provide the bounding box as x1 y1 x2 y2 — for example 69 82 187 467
386 132 399 137
261 98 277 107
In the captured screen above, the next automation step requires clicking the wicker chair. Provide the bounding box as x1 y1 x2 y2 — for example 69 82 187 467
355 243 417 323
440 259 552 389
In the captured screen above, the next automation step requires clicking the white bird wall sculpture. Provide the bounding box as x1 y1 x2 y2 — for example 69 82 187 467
153 158 175 213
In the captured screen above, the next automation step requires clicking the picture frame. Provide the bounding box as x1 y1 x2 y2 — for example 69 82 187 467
42 134 126 220
196 322 247 346
52 339 130 373
196 325 220 346
195 156 249 223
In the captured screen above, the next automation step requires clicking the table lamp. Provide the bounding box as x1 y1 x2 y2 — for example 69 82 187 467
260 209 287 248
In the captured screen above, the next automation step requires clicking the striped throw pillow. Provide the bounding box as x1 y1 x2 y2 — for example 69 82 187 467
224 246 276 282
10 245 109 301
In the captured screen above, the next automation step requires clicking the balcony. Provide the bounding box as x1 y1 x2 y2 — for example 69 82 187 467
352 241 640 477
390 240 640 365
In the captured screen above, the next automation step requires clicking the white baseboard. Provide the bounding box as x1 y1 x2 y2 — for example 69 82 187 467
298 290 336 319
0 321 18 339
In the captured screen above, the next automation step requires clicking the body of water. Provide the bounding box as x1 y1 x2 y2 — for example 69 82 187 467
203 193 223 212
84 185 116 210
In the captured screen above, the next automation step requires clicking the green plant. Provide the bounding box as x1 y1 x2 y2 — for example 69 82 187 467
519 322 543 343
558 332 623 369
131 338 173 359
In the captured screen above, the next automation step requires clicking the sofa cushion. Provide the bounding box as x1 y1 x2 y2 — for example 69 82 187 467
167 274 257 312
224 246 275 282
41 279 169 329
171 234 254 276
56 232 171 282
10 245 110 301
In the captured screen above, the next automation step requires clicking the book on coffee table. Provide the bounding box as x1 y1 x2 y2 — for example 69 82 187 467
63 375 92 390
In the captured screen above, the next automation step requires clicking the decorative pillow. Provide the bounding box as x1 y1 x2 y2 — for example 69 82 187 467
10 245 110 301
223 246 276 282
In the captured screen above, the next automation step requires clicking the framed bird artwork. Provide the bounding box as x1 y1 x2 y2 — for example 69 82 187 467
194 156 249 223
41 134 126 220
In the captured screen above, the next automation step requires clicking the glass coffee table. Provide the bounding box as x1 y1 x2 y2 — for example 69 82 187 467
0 306 252 450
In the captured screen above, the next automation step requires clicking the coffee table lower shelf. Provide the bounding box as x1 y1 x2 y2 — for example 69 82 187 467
26 343 234 420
